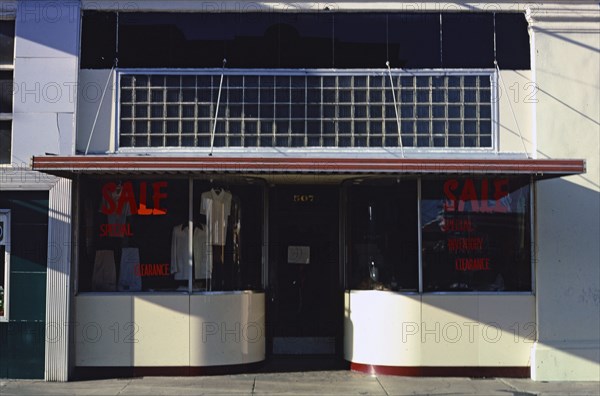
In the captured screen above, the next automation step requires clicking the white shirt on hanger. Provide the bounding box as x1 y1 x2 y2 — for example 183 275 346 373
171 224 212 281
200 188 232 246
194 224 211 279
171 224 189 280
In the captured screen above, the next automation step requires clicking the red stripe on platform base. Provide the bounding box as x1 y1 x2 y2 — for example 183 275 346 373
73 363 263 379
350 363 530 378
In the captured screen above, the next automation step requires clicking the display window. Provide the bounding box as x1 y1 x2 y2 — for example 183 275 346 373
421 177 532 292
77 175 531 294
192 179 264 291
77 177 264 292
345 179 419 291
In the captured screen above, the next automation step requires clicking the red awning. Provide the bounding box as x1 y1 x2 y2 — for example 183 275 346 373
31 155 585 180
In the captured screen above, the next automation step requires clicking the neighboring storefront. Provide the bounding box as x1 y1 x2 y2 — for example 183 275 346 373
0 190 49 379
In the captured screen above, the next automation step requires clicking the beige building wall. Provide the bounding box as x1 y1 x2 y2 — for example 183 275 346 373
529 3 600 381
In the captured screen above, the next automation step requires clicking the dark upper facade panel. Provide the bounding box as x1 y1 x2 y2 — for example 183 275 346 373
80 12 530 70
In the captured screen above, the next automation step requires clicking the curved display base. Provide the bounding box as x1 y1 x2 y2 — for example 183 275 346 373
344 291 535 375
350 363 530 378
75 292 265 368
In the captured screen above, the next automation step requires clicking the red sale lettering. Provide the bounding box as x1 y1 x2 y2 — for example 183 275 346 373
480 178 491 212
100 182 118 215
152 181 168 215
99 223 134 237
101 181 168 216
443 178 510 213
118 182 137 215
443 218 474 232
443 179 459 212
447 237 484 253
455 257 491 271
493 179 509 213
458 178 479 212
137 182 153 215
134 264 170 277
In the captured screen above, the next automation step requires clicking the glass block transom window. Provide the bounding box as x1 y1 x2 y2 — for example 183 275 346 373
118 72 494 149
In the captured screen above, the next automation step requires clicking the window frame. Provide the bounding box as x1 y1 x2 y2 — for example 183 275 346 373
0 209 11 322
114 68 499 154
75 175 266 294
419 176 533 293
342 176 534 295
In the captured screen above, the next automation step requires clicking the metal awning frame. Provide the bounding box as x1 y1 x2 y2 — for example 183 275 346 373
31 155 585 180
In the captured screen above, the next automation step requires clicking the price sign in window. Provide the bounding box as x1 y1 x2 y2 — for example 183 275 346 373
0 210 10 321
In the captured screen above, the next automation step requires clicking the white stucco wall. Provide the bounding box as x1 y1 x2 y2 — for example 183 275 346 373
530 4 600 381
76 70 116 154
11 1 79 163
497 70 534 154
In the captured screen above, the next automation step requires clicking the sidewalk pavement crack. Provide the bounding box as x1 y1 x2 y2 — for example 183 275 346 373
375 376 390 396
498 378 534 396
116 379 133 395
251 377 256 395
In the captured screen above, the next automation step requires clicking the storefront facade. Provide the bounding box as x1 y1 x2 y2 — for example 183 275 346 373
1 0 598 382
32 157 585 380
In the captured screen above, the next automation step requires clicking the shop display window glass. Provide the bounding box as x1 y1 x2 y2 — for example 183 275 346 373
0 210 10 320
345 179 419 291
421 177 531 292
77 177 263 292
192 179 264 291
78 177 188 292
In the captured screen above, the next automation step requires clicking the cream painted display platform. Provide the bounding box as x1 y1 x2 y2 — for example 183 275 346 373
75 292 265 367
344 291 535 367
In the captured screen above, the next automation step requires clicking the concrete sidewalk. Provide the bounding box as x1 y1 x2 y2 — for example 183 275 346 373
1 372 599 396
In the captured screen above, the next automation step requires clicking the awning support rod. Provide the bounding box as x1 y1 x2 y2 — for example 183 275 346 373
493 13 530 158
494 61 530 158
386 61 405 158
85 62 115 155
209 59 227 156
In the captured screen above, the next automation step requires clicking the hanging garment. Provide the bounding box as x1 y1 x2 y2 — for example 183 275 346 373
99 184 132 237
193 224 212 279
200 189 232 246
171 224 209 280
231 195 242 267
171 224 189 281
92 250 117 291
118 247 141 291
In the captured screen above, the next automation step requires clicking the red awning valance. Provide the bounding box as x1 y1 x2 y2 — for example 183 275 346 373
31 155 585 179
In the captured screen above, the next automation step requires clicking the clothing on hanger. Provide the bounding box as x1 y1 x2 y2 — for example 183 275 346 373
200 188 232 247
171 223 211 281
99 182 131 236
92 250 117 291
194 224 211 280
118 247 141 291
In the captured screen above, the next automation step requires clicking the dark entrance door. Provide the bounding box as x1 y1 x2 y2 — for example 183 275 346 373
267 185 342 356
